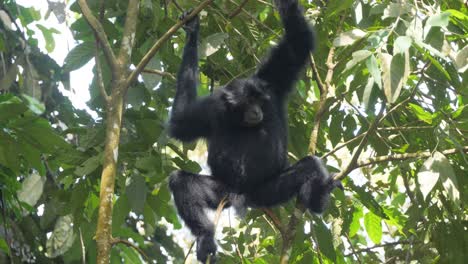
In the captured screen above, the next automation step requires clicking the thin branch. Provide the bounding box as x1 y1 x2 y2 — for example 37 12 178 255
357 146 468 168
184 196 228 264
334 105 385 181
171 0 184 12
262 208 284 234
95 44 110 102
111 238 149 261
79 228 86 264
226 0 278 36
310 54 325 95
77 0 118 74
228 0 249 18
126 0 215 89
344 240 411 257
345 234 362 264
117 0 139 72
377 126 433 132
279 205 303 264
184 241 195 264
322 133 366 159
94 0 110 103
142 69 176 80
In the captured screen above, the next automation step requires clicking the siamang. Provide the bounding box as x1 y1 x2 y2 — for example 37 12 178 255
168 0 342 262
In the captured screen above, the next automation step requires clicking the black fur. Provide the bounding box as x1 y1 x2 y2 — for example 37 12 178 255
168 1 341 262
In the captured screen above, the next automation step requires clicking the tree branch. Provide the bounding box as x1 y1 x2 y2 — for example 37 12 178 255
117 0 139 75
309 54 325 96
77 0 118 74
357 146 468 168
228 0 249 19
142 69 175 80
334 105 385 181
262 208 284 234
94 0 110 103
344 240 412 257
125 0 215 89
111 238 149 260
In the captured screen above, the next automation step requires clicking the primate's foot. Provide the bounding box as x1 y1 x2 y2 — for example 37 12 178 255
196 234 217 263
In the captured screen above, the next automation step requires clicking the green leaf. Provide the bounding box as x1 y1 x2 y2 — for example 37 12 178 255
364 212 382 244
366 55 382 89
63 42 95 72
200 33 228 58
36 24 59 52
0 238 9 254
349 206 363 237
408 103 433 124
46 215 75 258
380 51 410 103
126 174 147 214
418 152 459 203
394 36 412 54
74 155 101 176
21 94 45 115
346 50 372 70
113 195 131 230
0 95 28 121
141 56 162 90
426 12 450 28
17 172 46 208
315 219 336 261
333 29 366 47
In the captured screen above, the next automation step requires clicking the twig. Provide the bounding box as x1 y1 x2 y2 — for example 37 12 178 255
310 55 325 96
206 196 228 264
171 0 184 12
344 240 412 257
125 0 215 90
262 208 284 234
77 0 118 74
184 196 228 264
183 241 195 264
322 133 366 159
111 237 149 261
334 104 385 181
357 146 468 168
345 234 362 264
142 69 176 80
228 0 249 18
94 0 110 103
79 228 86 264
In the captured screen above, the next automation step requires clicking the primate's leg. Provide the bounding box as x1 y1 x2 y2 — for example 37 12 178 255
169 171 228 263
245 156 342 213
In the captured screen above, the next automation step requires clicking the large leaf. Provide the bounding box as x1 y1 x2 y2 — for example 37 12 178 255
17 172 46 209
333 29 366 47
380 51 410 103
200 33 228 58
364 212 382 244
46 215 75 258
63 41 95 72
418 152 460 203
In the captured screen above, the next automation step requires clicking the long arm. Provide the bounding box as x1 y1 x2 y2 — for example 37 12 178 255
255 0 315 96
169 15 214 141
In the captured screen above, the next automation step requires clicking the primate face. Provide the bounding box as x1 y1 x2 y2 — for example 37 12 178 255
222 78 271 127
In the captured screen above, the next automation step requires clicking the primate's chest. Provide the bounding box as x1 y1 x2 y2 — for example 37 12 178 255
208 121 287 187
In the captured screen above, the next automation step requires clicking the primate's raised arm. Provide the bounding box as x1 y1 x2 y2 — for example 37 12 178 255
169 15 214 141
255 0 315 96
